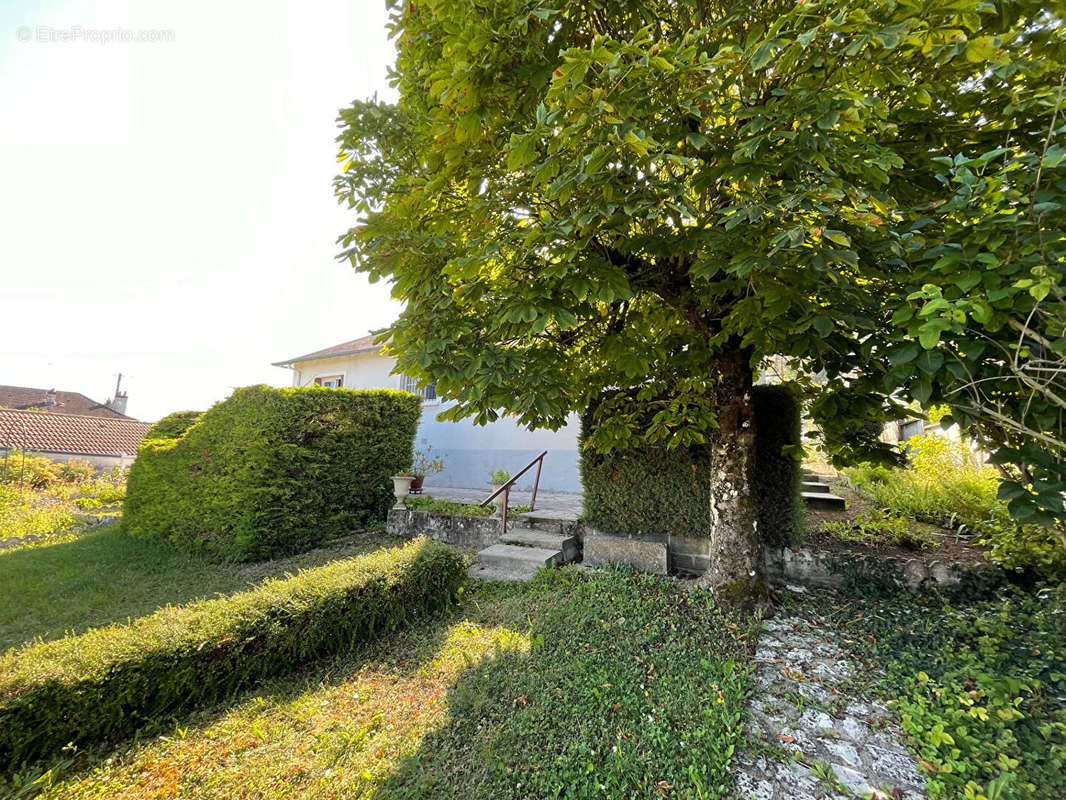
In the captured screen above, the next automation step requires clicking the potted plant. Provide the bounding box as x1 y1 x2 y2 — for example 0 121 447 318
391 471 415 509
410 440 446 494
488 469 511 517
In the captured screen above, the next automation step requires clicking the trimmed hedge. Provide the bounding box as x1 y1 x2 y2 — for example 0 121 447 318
751 384 804 547
144 410 203 439
580 385 803 544
579 403 711 538
0 537 465 768
125 385 422 560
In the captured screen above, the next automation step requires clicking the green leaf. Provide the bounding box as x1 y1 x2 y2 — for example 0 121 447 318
751 41 774 70
812 316 833 337
915 350 944 375
507 133 538 171
887 343 921 366
965 36 997 62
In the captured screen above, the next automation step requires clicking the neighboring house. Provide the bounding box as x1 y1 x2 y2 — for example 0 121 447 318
0 384 131 418
273 334 581 492
0 408 151 471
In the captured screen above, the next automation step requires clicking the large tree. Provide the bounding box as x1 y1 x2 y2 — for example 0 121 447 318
336 0 1066 593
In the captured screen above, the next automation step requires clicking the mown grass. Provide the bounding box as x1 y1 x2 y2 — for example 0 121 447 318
0 524 406 652
23 567 758 800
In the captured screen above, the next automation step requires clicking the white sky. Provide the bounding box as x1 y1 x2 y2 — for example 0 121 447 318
0 0 401 421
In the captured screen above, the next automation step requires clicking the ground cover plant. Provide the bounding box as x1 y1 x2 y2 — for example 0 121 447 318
405 496 530 517
789 583 1066 800
0 538 464 768
15 567 759 800
844 434 1066 576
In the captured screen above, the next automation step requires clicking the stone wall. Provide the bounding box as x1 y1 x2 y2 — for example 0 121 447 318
765 546 969 590
582 529 973 591
387 507 504 550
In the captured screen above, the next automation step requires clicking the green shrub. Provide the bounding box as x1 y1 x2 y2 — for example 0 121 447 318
0 537 465 768
55 459 95 484
125 386 422 560
752 384 804 547
0 450 60 489
580 386 802 542
144 410 203 439
847 434 1066 576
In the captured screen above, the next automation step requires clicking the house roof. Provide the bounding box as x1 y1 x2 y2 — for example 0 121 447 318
0 385 132 419
272 334 387 368
0 408 151 458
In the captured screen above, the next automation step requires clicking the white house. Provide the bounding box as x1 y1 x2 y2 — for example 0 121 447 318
273 334 582 492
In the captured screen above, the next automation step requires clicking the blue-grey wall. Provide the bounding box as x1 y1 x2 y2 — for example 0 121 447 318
415 404 581 492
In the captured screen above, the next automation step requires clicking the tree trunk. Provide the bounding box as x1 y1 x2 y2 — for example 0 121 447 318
696 350 768 606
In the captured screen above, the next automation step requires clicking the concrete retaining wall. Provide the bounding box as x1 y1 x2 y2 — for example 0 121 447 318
387 507 504 550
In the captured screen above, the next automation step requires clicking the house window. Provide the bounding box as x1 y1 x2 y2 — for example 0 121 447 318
402 374 438 402
315 375 344 388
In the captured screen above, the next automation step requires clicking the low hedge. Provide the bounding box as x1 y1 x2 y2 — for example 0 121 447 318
0 537 465 768
580 385 802 543
125 385 422 560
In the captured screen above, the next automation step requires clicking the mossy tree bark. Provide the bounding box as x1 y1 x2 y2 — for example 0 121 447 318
697 351 768 605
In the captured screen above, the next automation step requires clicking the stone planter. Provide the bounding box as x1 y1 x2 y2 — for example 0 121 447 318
489 482 508 517
391 475 414 509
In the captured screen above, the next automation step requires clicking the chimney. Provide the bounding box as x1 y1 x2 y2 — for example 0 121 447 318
44 389 56 406
107 391 128 415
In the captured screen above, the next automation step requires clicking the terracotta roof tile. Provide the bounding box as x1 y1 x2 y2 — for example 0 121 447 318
0 409 151 458
0 385 131 419
272 334 389 367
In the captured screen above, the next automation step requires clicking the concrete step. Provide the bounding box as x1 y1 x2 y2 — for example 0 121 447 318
802 491 846 511
802 480 833 494
476 542 562 574
501 527 579 562
516 511 577 534
467 562 537 582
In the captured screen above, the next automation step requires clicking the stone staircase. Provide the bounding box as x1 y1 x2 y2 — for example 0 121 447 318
468 511 580 581
801 471 846 511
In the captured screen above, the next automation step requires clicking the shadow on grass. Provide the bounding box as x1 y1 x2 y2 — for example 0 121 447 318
4 600 464 796
368 568 758 800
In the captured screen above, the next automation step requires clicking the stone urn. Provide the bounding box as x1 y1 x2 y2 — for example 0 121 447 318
489 482 509 517
391 475 415 509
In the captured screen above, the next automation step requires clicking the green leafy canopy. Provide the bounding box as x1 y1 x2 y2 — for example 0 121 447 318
335 1 1066 528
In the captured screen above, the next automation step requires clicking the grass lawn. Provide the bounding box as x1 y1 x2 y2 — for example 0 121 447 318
0 524 406 652
25 567 758 800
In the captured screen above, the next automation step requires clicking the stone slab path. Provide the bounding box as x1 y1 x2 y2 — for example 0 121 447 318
734 615 927 800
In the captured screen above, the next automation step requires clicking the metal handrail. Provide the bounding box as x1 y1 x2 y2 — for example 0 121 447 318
479 449 548 533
